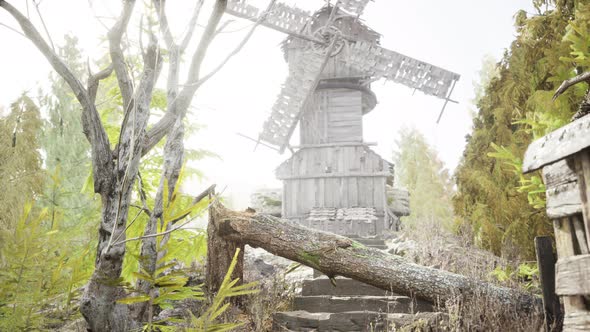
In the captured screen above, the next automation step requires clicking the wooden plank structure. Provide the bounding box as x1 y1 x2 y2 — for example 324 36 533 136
523 115 590 331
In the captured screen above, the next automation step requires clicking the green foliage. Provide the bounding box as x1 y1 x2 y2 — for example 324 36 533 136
186 248 259 332
121 169 210 284
119 247 258 332
490 262 539 291
394 128 454 229
453 1 586 259
38 35 100 229
487 143 546 209
0 40 101 330
0 95 44 241
0 202 94 330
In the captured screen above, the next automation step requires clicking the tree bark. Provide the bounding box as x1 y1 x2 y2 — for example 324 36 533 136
210 203 542 314
206 194 244 299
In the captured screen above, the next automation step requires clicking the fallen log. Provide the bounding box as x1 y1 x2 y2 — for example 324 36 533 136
210 203 542 313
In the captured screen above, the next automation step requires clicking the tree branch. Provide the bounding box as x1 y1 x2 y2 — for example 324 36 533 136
108 0 136 110
112 191 220 247
553 71 590 101
169 184 216 225
88 62 114 104
179 0 204 52
152 0 175 49
0 22 25 37
32 0 54 51
178 0 228 109
0 0 113 193
194 1 271 89
142 0 239 154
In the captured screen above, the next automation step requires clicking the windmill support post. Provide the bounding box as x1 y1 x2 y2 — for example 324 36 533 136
206 202 541 313
523 113 590 331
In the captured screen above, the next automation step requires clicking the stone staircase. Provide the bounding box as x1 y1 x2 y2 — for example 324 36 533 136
273 237 446 331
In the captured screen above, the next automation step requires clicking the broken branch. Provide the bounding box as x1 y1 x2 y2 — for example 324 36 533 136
553 71 590 101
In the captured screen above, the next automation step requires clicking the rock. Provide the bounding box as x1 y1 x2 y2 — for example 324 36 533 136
253 257 275 277
250 188 282 216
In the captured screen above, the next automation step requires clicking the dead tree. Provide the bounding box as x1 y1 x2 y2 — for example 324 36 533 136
0 0 261 330
209 203 542 314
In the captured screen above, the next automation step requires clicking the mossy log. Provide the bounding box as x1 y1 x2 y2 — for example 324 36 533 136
210 203 541 313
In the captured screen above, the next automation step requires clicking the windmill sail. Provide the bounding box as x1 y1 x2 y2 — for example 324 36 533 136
344 41 460 99
258 50 329 151
225 0 315 41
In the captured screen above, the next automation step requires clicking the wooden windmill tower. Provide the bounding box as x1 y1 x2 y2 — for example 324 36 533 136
229 0 460 236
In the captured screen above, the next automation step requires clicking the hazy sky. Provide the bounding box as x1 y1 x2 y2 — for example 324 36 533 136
0 1 535 208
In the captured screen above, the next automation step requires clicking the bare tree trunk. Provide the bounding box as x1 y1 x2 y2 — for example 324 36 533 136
206 193 244 299
209 203 542 314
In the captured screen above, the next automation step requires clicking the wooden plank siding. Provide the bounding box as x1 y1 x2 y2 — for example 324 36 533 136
300 89 363 144
277 144 389 221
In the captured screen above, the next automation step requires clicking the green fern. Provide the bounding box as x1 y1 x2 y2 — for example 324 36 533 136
186 248 259 332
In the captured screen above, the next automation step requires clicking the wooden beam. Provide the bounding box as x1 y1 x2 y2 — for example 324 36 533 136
292 141 377 149
523 115 590 173
556 254 590 296
535 236 562 332
278 172 391 180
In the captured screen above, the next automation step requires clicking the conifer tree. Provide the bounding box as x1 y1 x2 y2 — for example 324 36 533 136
0 95 44 238
453 1 588 259
394 128 453 229
39 35 100 229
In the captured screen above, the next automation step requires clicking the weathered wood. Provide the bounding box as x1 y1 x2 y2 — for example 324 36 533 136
553 218 588 320
211 203 542 313
574 151 590 251
292 142 377 149
543 160 583 219
535 236 561 332
556 254 590 296
522 115 590 173
564 311 590 332
572 215 590 254
279 172 390 180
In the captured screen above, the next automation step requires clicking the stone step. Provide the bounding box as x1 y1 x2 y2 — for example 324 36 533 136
293 295 433 313
273 311 448 332
303 277 392 296
273 310 387 332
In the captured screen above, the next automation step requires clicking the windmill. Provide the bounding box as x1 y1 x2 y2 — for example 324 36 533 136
231 0 460 235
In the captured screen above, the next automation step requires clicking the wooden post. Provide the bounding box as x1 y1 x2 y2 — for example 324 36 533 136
535 236 562 331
